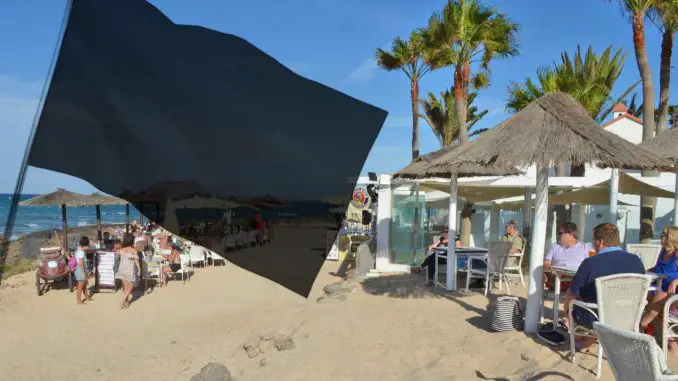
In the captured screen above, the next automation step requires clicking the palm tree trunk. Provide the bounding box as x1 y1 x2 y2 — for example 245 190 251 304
410 80 420 160
454 65 469 145
632 11 657 241
657 29 673 135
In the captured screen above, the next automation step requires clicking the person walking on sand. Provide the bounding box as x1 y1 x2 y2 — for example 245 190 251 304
74 236 92 305
115 233 140 309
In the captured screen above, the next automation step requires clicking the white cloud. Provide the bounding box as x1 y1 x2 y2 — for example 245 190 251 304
347 58 378 81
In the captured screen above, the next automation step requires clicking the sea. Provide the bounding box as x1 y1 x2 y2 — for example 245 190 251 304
0 193 341 240
0 193 140 241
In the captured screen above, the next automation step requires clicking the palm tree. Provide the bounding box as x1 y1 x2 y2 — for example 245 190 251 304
650 0 678 134
426 0 519 145
507 45 639 123
623 92 644 116
419 89 489 147
376 31 441 160
507 45 639 176
606 0 658 241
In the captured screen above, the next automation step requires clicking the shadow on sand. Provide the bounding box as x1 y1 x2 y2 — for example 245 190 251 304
475 370 575 381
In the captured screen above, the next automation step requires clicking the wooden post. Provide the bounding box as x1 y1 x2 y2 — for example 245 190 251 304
61 204 68 249
125 204 130 233
96 205 102 244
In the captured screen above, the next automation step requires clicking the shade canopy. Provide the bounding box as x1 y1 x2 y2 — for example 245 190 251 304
393 144 522 179
430 92 669 172
495 172 674 209
637 127 678 164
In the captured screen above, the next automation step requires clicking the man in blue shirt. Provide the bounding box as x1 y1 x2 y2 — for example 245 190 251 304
564 223 645 351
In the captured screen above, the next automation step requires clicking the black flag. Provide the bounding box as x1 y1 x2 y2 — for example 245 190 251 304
18 0 386 296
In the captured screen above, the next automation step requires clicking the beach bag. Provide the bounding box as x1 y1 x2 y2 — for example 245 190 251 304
67 255 78 272
491 296 525 332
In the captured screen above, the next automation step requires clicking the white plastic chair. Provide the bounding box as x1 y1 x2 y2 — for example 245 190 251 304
568 273 654 379
206 249 227 267
222 235 237 252
188 245 207 270
594 322 678 381
174 254 192 285
627 244 662 270
662 294 678 363
465 240 511 296
141 260 162 291
504 246 525 286
248 230 258 246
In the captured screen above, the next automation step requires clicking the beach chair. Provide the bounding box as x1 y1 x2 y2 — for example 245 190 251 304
188 245 207 270
594 322 678 381
465 240 511 296
568 273 654 379
503 245 525 286
627 244 662 270
141 259 162 291
248 230 258 247
661 294 678 363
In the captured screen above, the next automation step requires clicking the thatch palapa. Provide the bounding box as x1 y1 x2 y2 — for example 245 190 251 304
393 144 521 179
637 126 678 165
20 188 96 207
430 92 669 172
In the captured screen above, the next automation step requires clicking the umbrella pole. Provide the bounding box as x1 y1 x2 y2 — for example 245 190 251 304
609 169 619 226
61 204 68 249
525 164 549 333
96 205 102 245
411 183 420 265
674 170 678 226
125 204 130 233
446 173 458 291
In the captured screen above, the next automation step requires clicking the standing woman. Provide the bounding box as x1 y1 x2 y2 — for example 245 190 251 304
115 233 140 309
74 236 92 305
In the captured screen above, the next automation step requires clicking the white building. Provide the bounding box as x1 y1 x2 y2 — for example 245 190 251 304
372 103 677 273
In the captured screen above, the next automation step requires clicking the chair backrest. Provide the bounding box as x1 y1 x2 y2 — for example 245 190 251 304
594 321 668 381
189 245 205 261
649 239 662 245
595 273 653 331
486 241 511 273
626 244 662 270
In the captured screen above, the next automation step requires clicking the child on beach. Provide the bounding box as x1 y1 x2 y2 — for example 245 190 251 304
74 236 92 305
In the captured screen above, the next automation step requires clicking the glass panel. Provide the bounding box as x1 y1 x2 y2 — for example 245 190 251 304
389 187 426 265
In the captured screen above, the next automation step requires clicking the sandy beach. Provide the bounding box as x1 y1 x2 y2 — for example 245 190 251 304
0 227 671 381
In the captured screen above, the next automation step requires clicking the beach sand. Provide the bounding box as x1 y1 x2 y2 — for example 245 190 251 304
0 228 671 380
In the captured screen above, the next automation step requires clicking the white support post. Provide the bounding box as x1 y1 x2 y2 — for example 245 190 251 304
525 164 549 333
674 171 678 226
446 173 458 291
375 175 392 271
610 168 619 226
523 187 532 238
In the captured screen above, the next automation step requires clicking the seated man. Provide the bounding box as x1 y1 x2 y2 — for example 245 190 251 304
411 229 461 286
544 222 591 292
564 223 645 351
501 220 524 255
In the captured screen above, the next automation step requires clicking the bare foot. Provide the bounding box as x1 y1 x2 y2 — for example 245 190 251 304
77 301 85 305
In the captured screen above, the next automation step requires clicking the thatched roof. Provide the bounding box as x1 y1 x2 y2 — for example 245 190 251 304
430 92 669 172
89 193 128 205
637 127 678 165
19 188 98 207
394 144 521 179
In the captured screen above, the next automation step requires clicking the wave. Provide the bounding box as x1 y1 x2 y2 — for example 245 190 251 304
26 223 40 228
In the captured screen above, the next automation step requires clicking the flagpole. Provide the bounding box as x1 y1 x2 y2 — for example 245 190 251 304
1 0 74 279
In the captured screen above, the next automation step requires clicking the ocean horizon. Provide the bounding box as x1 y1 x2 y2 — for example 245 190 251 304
0 193 141 240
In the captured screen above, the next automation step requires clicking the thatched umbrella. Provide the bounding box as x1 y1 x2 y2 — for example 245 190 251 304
393 145 522 290
638 127 678 224
429 92 668 333
19 189 98 248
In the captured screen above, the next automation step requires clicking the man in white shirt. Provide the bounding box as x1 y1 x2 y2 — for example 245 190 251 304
544 222 591 292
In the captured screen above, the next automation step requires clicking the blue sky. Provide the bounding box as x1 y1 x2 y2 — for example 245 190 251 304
0 0 675 194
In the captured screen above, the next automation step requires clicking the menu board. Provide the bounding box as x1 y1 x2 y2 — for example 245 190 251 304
97 251 116 290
